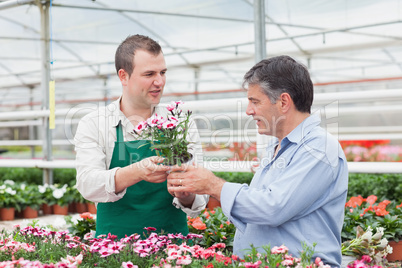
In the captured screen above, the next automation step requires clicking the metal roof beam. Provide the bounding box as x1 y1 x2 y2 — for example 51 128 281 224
0 0 34 10
52 3 254 23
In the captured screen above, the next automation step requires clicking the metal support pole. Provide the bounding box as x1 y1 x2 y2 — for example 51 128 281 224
253 0 271 158
194 67 200 101
254 0 266 63
39 0 53 184
29 87 36 158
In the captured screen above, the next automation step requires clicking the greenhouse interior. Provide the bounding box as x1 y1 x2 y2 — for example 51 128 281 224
0 0 401 267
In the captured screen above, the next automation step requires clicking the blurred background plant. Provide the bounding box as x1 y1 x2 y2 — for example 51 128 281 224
51 184 73 207
0 180 23 211
342 195 402 243
342 226 393 265
18 184 44 211
187 207 235 252
65 212 96 239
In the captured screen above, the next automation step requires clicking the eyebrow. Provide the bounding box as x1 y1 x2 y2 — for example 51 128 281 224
248 97 258 101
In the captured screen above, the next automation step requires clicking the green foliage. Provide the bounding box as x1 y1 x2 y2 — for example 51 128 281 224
65 213 96 239
188 207 236 252
0 168 76 186
0 181 24 211
342 197 402 242
348 173 402 202
341 226 392 265
0 167 42 185
17 184 45 210
53 168 77 186
213 171 253 185
134 102 193 166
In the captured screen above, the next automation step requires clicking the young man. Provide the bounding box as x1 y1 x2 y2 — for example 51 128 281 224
167 55 348 267
74 35 207 238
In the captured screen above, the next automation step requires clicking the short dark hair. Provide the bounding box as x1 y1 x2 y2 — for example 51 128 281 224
115 34 162 77
243 55 313 113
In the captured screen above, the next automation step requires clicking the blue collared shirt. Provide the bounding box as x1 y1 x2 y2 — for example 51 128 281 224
221 115 348 267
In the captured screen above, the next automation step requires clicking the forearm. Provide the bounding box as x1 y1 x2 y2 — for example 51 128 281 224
208 175 226 201
114 164 142 193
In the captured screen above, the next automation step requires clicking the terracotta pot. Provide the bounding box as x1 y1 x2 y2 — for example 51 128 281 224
23 206 38 219
87 203 97 214
387 240 402 261
41 204 53 215
68 203 76 213
75 202 88 213
207 197 221 210
53 204 69 215
0 207 15 221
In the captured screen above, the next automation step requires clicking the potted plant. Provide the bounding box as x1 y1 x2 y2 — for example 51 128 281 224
51 184 73 215
18 184 44 219
38 183 56 214
133 101 193 166
343 195 402 261
0 181 22 220
70 184 87 213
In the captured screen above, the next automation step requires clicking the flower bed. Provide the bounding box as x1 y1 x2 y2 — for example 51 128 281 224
0 224 329 268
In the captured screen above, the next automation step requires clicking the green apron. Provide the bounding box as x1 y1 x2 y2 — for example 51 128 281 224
96 121 189 238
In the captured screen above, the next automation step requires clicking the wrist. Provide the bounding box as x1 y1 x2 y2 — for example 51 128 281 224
210 176 225 201
178 194 195 208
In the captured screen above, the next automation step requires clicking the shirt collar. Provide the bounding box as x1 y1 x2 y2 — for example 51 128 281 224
285 114 321 144
109 96 124 127
109 96 163 128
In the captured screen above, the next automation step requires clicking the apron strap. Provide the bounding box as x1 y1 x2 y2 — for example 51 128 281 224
116 120 124 142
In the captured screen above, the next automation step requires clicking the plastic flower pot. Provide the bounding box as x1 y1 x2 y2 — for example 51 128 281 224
53 204 69 215
41 204 53 215
75 202 87 213
87 203 97 214
23 206 38 219
0 207 15 221
387 240 402 262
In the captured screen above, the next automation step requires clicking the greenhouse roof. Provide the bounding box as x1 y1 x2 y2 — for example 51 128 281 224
0 0 402 109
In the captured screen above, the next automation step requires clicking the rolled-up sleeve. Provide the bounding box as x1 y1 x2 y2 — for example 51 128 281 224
74 114 126 203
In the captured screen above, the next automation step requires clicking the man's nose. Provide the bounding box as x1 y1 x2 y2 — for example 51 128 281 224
246 104 254 116
154 75 164 87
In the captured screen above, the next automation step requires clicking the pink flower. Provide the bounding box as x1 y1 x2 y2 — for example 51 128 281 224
360 255 372 263
176 255 192 265
243 260 262 268
166 104 175 111
99 247 115 257
281 259 294 266
122 261 138 268
314 257 324 266
66 242 78 249
271 245 288 254
163 121 178 129
174 101 184 106
134 121 147 132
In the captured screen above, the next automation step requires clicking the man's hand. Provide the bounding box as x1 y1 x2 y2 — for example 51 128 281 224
167 178 196 208
134 156 171 183
167 164 225 201
115 156 171 193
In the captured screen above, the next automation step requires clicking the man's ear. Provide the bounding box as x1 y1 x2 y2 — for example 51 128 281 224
279 92 293 113
118 69 128 86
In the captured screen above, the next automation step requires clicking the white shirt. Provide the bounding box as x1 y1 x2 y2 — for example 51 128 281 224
74 97 208 217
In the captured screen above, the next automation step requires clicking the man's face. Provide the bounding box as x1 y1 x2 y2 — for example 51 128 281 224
123 49 167 109
246 84 283 136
